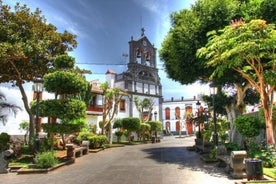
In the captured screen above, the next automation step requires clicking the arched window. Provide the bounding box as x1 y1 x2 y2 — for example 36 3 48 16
165 107 170 120
175 107 180 119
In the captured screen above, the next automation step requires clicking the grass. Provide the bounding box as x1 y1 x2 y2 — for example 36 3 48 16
9 155 33 167
263 167 276 180
9 150 68 169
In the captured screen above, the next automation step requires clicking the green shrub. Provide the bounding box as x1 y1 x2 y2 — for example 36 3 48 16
77 131 93 141
0 132 10 151
115 131 123 143
88 135 107 149
34 151 58 169
234 115 263 138
225 142 241 151
256 144 276 168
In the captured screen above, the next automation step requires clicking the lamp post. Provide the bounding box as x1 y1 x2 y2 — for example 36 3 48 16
33 76 44 153
209 82 218 146
196 100 201 139
154 111 157 121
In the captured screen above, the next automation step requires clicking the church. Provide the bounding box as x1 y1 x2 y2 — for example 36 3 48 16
86 28 163 133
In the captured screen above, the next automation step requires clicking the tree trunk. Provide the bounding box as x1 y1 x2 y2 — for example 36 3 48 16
108 122 113 144
225 102 243 147
17 83 34 147
260 88 275 148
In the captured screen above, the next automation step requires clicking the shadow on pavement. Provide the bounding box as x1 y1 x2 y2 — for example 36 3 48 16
141 146 233 180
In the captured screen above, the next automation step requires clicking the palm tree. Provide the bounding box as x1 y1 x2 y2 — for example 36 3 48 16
0 92 21 125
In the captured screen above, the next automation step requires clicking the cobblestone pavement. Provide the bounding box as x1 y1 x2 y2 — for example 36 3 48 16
1 135 242 184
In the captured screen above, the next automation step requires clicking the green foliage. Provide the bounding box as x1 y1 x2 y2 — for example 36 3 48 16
113 119 123 129
115 131 124 143
209 148 217 159
32 99 86 119
53 54 75 70
234 115 263 138
258 106 276 126
88 135 108 149
201 123 213 142
147 121 162 131
121 117 141 142
140 123 151 131
42 123 83 134
39 137 56 152
44 71 88 95
134 96 154 122
121 117 141 132
19 121 29 132
0 132 10 150
256 144 276 168
87 124 97 134
225 142 241 151
0 2 77 85
159 0 239 84
34 151 58 169
76 131 93 141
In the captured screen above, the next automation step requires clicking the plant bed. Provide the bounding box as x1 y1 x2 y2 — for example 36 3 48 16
17 157 75 174
104 144 125 148
200 154 218 163
89 148 105 153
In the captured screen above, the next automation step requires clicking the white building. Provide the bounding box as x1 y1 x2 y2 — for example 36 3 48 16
162 96 206 135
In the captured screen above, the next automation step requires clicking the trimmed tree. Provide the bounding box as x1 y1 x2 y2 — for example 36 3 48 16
121 117 141 142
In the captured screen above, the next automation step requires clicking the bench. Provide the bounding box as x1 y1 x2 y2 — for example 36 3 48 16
73 147 88 157
215 146 247 179
66 141 89 158
216 145 230 168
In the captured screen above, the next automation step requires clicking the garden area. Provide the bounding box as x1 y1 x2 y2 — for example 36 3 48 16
0 115 162 174
192 106 276 183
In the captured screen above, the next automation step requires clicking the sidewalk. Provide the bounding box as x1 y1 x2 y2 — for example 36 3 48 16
0 135 242 184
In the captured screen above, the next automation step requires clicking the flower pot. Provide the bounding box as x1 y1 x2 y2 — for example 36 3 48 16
245 158 263 181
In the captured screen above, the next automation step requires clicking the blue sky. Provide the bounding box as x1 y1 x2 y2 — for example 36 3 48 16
2 0 208 99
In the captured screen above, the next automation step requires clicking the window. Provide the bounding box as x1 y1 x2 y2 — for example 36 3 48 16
175 107 180 119
165 107 170 120
120 99 126 111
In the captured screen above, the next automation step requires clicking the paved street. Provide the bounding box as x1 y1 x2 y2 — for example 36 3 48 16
1 135 240 184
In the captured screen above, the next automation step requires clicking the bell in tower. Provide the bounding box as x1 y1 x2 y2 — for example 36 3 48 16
146 51 151 61
136 47 141 58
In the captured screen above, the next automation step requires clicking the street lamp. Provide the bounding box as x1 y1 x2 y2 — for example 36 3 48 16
154 111 157 121
209 82 218 146
33 76 44 152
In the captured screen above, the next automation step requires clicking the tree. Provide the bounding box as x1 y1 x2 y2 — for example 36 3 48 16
134 96 154 122
19 121 29 145
0 1 77 145
121 117 141 142
159 0 239 84
0 92 21 125
38 55 88 150
198 19 276 146
159 0 274 144
100 82 125 144
147 121 162 142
